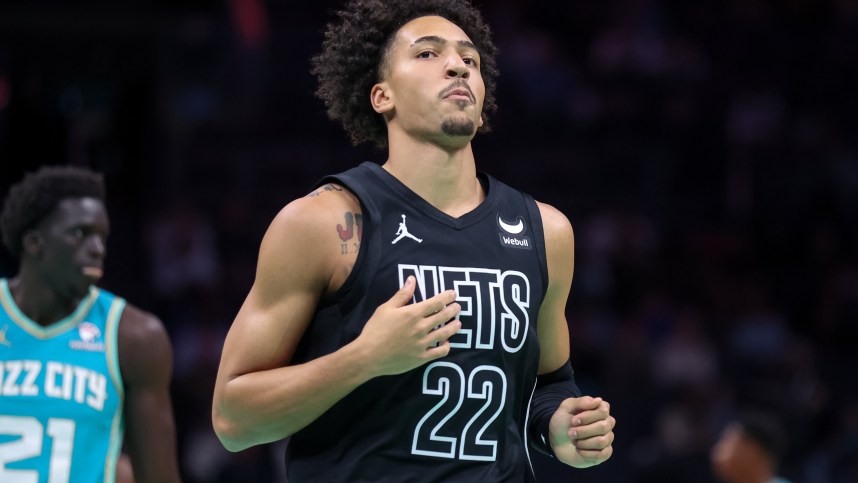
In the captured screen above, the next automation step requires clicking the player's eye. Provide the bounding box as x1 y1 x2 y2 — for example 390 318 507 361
417 50 436 59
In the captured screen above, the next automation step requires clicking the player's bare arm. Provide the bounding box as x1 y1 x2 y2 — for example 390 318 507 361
535 202 575 375
212 186 462 452
118 305 181 483
536 202 615 468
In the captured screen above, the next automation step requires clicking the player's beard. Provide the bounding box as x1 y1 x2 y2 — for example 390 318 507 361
441 116 476 137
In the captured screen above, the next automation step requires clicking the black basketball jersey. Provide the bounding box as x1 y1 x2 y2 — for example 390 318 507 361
286 162 548 482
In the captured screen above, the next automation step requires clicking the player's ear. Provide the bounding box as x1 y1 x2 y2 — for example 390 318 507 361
478 115 484 128
371 82 394 114
21 230 44 259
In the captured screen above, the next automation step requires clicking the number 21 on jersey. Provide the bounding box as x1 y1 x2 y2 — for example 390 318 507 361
0 415 75 483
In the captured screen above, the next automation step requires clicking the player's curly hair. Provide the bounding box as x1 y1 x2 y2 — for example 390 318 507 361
311 0 499 147
0 166 105 258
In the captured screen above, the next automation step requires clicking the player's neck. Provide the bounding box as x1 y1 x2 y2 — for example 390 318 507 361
384 136 484 218
8 271 82 327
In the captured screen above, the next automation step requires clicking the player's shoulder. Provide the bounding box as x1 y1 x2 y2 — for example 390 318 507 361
117 302 172 382
535 202 575 286
297 181 360 212
267 182 360 239
118 304 173 380
254 183 360 291
117 303 170 348
535 201 574 244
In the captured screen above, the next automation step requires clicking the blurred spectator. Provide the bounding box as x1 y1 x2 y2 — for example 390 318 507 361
711 409 791 483
144 195 221 299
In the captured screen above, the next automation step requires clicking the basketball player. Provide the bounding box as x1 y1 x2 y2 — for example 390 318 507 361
0 166 181 483
711 410 792 483
212 0 615 481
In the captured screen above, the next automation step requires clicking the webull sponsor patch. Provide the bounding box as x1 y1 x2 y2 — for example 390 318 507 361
499 234 532 250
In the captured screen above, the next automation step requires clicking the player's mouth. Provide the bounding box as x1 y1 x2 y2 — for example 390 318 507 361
440 81 475 103
81 266 104 279
443 89 474 102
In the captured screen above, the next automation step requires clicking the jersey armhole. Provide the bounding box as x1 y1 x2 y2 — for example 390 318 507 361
104 296 127 482
314 170 380 314
523 194 550 300
104 297 127 399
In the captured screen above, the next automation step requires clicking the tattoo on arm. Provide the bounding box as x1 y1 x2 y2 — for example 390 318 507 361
337 212 363 255
307 183 344 197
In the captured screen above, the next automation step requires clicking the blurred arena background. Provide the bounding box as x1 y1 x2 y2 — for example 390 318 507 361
1 1 857 481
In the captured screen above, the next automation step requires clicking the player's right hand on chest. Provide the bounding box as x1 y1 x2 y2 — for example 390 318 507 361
356 275 461 377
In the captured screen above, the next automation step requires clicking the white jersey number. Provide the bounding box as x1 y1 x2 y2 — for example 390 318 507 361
411 362 507 461
0 416 75 483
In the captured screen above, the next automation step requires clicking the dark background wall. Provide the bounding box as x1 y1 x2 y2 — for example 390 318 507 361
1 1 856 481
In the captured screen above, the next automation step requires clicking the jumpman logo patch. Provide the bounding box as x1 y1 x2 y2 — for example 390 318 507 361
392 214 422 244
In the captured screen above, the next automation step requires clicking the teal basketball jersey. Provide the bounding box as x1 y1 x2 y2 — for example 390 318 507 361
0 278 125 483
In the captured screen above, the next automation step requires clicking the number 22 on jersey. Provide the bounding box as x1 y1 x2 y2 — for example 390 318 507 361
412 362 507 461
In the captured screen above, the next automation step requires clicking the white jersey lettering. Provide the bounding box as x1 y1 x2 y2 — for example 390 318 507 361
398 264 531 353
18 361 108 411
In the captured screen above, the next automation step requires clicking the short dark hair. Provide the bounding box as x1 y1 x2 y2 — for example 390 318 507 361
1 166 105 257
311 0 499 147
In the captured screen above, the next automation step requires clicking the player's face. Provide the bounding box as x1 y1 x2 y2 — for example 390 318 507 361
31 197 109 299
376 15 485 146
